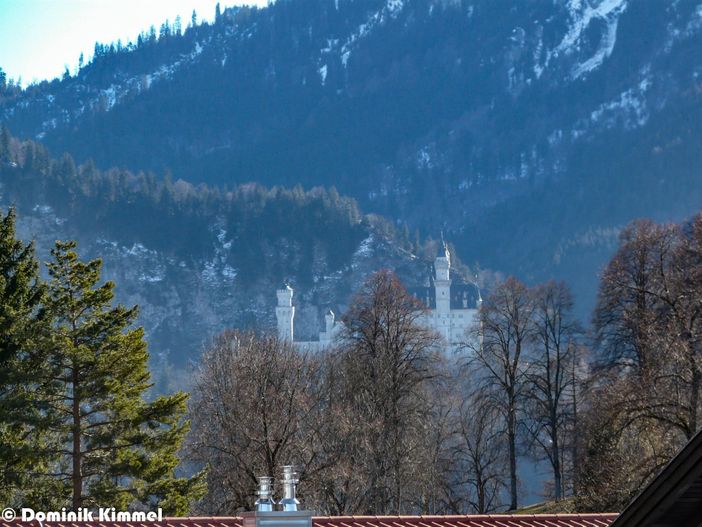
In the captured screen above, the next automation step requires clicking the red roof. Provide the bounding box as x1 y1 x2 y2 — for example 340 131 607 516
1 514 618 527
314 515 617 527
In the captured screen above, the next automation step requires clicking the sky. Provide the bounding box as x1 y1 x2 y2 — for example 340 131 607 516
0 0 270 86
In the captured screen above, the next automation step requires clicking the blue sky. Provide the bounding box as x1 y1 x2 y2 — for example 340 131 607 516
0 0 269 86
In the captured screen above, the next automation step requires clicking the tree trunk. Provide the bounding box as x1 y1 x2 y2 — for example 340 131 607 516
552 433 562 500
550 403 562 500
477 473 485 513
689 361 700 440
72 365 82 510
508 403 517 510
571 350 578 497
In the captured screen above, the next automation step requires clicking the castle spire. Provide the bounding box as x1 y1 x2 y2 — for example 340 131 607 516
276 284 295 341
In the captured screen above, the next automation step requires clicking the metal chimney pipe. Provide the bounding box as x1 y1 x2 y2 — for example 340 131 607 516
278 465 300 512
255 476 275 512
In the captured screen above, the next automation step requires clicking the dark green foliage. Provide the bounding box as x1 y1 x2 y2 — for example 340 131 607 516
0 130 380 288
0 207 205 511
0 125 9 164
36 240 205 511
0 208 52 506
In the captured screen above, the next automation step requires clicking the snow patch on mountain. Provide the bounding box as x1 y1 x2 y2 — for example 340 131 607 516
386 0 404 17
32 204 54 215
571 73 651 137
350 234 374 269
31 38 211 139
542 0 628 80
338 0 407 68
101 86 118 111
590 76 650 127
318 64 328 85
662 3 702 54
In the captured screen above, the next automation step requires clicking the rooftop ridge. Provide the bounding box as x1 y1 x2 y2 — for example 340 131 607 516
312 514 618 518
0 513 620 527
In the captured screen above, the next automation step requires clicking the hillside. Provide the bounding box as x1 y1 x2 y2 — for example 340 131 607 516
3 0 702 313
0 135 450 390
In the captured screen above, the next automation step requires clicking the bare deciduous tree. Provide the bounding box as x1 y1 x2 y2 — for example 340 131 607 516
467 276 533 511
524 281 582 500
453 392 508 513
580 214 702 511
187 330 323 514
594 219 675 371
594 218 702 439
337 269 441 514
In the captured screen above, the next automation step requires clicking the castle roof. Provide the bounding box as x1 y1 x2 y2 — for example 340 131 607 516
407 282 480 310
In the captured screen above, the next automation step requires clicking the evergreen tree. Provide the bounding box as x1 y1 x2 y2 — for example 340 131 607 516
0 209 57 507
160 20 171 40
41 240 205 511
0 124 10 164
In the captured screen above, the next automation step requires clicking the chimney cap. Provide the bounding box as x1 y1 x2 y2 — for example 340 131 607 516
279 465 300 512
254 475 275 512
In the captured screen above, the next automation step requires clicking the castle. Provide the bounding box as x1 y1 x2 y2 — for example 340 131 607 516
275 285 342 352
275 244 481 352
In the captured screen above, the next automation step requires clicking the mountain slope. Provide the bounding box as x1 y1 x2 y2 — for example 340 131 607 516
3 0 702 313
0 137 452 391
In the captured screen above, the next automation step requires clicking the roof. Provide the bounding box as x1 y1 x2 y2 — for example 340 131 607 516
612 425 702 527
314 514 616 527
408 283 480 310
0 513 618 527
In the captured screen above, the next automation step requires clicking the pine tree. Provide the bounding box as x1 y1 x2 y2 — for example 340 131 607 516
0 208 53 506
0 124 10 164
41 240 205 511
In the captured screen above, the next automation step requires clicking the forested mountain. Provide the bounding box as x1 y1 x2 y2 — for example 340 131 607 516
3 0 702 313
0 133 451 390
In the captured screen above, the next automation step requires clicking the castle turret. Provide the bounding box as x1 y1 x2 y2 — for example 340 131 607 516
276 285 295 341
434 243 451 314
324 309 335 334
318 309 336 347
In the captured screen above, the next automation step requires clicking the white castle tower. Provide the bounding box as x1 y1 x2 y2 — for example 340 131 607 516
276 285 295 341
434 243 451 314
274 240 479 353
318 309 337 347
325 310 335 334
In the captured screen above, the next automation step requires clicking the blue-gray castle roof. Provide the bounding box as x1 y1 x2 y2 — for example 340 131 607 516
407 282 480 310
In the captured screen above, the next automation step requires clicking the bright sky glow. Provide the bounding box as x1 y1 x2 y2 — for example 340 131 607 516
0 0 270 86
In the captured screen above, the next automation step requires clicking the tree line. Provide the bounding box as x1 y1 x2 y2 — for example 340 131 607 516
187 270 582 514
0 127 463 286
188 212 702 515
0 127 369 279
